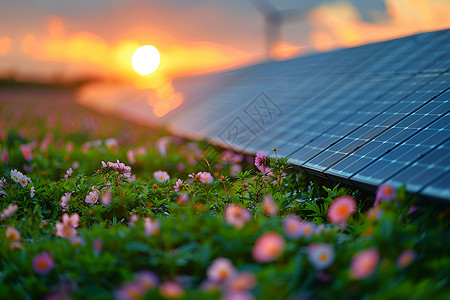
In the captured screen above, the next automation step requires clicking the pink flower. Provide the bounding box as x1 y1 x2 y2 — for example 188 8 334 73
1 204 18 219
207 257 236 283
350 248 380 279
114 281 146 300
227 272 257 291
327 196 356 225
230 164 242 177
62 213 80 228
85 190 99 206
374 184 396 206
71 236 85 247
252 232 285 263
64 168 73 180
154 170 170 183
199 172 213 184
224 204 252 229
60 192 71 209
20 144 33 161
55 222 77 239
222 290 254 300
127 149 136 164
144 218 160 236
307 243 335 270
65 141 74 153
176 194 190 205
174 179 183 192
6 226 21 241
128 214 139 227
136 270 159 290
159 281 184 299
100 190 113 206
262 195 278 216
33 252 55 275
93 239 103 253
1 149 9 164
254 151 270 173
396 250 416 268
156 137 171 157
283 215 303 239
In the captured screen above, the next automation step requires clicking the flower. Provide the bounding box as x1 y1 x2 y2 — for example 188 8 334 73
222 291 254 300
136 271 159 290
252 232 285 263
115 281 146 300
230 164 242 177
30 186 35 198
100 190 113 206
33 252 55 275
307 243 335 270
154 170 170 183
6 226 21 241
227 272 257 291
176 193 190 205
350 248 380 279
128 214 139 227
71 236 85 247
207 258 236 283
60 192 72 209
93 239 103 253
199 172 213 184
1 204 18 219
64 168 73 180
262 195 278 216
85 190 99 206
10 169 23 183
254 151 270 173
62 213 80 228
224 204 252 229
20 144 33 161
127 149 136 164
374 184 396 206
283 215 303 239
174 179 183 192
327 196 356 225
397 250 416 268
160 281 184 299
1 149 9 164
18 174 31 188
156 137 171 157
55 222 77 239
144 218 160 236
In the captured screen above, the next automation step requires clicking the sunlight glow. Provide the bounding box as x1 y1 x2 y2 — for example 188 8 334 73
131 45 160 75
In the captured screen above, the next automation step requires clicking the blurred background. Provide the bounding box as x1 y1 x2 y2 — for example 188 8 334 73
1 0 449 82
0 0 449 119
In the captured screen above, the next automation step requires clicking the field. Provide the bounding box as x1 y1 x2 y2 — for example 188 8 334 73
1 87 449 300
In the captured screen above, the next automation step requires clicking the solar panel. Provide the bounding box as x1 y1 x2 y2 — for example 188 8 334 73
166 29 450 201
79 29 450 202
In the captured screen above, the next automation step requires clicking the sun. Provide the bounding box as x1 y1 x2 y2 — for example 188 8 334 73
131 45 161 75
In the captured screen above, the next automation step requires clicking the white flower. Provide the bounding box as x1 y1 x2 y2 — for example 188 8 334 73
307 243 335 270
10 170 23 183
30 186 35 198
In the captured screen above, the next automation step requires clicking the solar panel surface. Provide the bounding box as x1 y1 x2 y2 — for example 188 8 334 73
167 29 450 201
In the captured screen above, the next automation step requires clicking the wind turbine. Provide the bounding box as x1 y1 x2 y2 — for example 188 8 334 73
250 0 307 60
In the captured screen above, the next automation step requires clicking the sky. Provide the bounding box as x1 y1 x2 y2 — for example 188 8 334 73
0 0 449 83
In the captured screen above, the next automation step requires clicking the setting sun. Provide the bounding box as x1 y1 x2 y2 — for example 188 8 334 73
131 45 160 75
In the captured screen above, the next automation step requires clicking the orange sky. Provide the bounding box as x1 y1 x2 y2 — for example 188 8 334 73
0 0 449 83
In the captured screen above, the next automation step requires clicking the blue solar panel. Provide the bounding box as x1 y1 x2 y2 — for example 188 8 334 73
165 29 450 201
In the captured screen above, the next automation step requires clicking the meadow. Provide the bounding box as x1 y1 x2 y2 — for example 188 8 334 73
0 89 449 300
